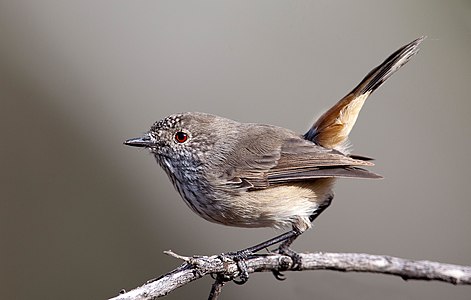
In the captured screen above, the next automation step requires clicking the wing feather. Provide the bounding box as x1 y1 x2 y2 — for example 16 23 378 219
219 130 380 191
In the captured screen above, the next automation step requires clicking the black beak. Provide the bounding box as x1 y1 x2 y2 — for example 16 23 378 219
124 135 153 148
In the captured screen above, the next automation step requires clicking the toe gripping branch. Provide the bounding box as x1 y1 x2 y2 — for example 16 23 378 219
215 229 303 284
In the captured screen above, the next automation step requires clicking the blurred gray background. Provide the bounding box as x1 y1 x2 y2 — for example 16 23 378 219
1 1 470 299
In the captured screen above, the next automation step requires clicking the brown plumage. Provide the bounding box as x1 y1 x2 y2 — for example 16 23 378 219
125 37 424 274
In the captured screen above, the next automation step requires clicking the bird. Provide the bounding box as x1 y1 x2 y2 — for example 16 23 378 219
125 36 424 282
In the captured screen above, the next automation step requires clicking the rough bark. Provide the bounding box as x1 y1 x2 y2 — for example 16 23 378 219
109 251 471 300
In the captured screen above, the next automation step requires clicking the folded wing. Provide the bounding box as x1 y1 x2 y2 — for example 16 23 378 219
221 134 380 191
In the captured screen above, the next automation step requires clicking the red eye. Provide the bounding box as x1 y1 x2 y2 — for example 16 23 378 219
175 131 188 143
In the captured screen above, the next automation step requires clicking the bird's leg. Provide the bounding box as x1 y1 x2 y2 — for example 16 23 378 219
223 194 335 283
273 194 334 278
240 230 300 254
220 230 299 284
308 193 334 224
271 230 303 280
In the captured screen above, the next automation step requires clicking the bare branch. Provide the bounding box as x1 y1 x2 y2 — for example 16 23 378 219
208 274 228 300
109 251 471 300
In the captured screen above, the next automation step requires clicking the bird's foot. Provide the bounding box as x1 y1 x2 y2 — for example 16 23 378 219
271 246 303 281
218 249 255 285
278 246 302 270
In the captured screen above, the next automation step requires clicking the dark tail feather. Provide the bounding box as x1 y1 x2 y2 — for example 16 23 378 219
305 36 425 149
356 36 425 95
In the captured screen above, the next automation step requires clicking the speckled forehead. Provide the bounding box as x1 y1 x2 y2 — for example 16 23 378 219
151 114 184 131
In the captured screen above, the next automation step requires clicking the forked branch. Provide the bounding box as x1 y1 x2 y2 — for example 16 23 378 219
109 251 471 300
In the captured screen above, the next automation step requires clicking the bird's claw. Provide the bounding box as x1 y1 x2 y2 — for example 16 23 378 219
277 247 302 270
218 250 253 284
270 246 302 281
234 258 250 284
272 269 286 281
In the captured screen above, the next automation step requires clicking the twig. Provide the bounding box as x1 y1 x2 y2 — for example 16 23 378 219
109 251 471 300
208 274 228 300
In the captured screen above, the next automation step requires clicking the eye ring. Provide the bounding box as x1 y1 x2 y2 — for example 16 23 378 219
174 131 188 143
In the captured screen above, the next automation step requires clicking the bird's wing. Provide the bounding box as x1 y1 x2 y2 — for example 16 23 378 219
266 138 381 185
221 131 380 191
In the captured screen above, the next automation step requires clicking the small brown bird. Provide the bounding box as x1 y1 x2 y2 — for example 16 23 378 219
125 37 424 282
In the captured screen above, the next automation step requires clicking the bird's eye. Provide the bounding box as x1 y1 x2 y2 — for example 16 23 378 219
174 131 188 143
